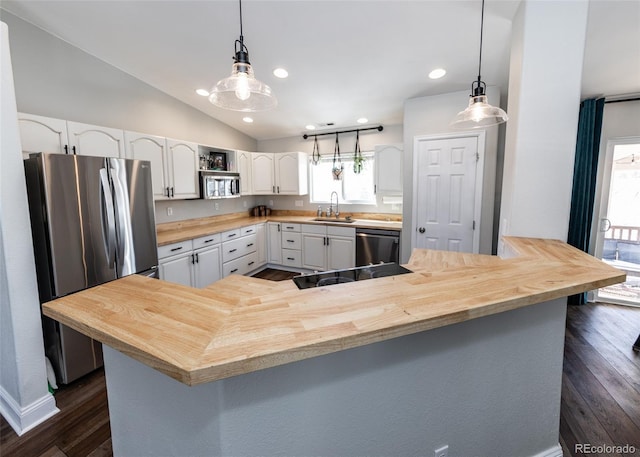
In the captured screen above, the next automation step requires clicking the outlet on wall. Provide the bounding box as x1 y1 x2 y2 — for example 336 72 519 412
166 207 172 216
243 200 247 208
434 445 448 457
269 200 273 206
214 202 219 211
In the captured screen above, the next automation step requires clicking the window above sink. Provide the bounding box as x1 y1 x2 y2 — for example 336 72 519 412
309 152 376 205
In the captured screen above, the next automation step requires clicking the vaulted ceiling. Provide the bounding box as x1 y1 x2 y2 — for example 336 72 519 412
2 0 638 140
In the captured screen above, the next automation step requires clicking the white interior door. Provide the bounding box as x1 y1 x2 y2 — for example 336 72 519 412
593 138 640 306
413 133 482 253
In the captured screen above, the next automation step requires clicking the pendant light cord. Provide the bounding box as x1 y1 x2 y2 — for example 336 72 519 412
477 0 485 83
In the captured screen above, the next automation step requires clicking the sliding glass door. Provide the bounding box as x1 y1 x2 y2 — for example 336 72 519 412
593 138 640 306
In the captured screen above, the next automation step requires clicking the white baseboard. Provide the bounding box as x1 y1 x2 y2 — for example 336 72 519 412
0 385 59 436
531 443 563 457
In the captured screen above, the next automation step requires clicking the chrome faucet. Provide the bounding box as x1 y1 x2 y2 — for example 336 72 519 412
329 191 339 218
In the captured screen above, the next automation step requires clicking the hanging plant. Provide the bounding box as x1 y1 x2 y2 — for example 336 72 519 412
311 136 320 165
353 130 364 174
332 133 344 180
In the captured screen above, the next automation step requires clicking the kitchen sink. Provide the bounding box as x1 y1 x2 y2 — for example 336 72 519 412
312 217 356 223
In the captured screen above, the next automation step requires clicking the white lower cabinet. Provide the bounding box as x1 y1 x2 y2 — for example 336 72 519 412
302 224 355 271
256 223 267 267
158 235 222 288
267 222 282 264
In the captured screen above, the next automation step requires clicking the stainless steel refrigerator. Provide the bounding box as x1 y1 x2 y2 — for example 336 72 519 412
24 153 158 384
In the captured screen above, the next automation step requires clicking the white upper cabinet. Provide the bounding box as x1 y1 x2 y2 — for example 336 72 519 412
375 144 403 195
18 113 69 155
67 121 125 158
166 139 199 199
18 114 125 158
251 152 275 194
250 152 308 195
275 152 308 195
237 150 253 195
124 131 168 199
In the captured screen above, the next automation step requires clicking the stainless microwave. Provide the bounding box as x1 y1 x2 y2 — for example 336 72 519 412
199 171 241 199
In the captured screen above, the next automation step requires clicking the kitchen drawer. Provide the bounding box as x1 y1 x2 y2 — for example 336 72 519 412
158 240 193 260
281 232 302 250
281 223 301 232
221 228 241 241
281 248 302 268
223 251 258 277
192 233 222 250
240 225 257 236
222 233 257 262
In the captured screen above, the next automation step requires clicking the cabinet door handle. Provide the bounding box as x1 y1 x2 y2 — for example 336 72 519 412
272 186 275 193
195 253 199 263
64 145 69 155
170 246 183 252
170 187 174 198
166 187 170 197
229 248 237 253
277 186 280 193
278 224 281 232
326 237 330 246
72 146 77 155
191 254 195 264
230 268 238 273
323 237 326 246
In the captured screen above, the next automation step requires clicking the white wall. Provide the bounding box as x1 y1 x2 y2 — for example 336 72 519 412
257 125 404 215
402 88 502 259
0 21 58 435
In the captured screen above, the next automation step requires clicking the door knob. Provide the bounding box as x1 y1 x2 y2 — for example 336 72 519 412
418 227 425 234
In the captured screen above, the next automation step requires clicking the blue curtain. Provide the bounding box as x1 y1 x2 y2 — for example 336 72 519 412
567 98 605 305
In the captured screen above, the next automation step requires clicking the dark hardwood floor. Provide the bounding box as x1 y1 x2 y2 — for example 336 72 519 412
251 267 298 281
2 291 638 456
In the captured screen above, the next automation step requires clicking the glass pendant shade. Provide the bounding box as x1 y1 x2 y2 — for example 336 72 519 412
451 94 508 129
209 57 277 112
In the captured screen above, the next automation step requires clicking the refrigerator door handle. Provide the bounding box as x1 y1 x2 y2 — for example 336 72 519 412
109 165 129 273
99 168 116 267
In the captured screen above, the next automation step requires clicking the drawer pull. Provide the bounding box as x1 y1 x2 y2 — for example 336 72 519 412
287 257 295 261
245 229 254 234
227 233 237 238
229 248 237 253
170 246 183 252
286 226 294 230
204 238 215 243
230 268 238 273
286 239 295 243
247 243 254 247
248 261 255 266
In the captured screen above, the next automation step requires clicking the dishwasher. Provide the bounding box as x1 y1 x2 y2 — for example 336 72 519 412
355 228 401 266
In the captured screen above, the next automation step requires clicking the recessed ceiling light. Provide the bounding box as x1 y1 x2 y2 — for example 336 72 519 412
305 124 316 130
273 68 289 79
428 68 447 79
243 117 254 123
196 88 210 96
357 118 368 124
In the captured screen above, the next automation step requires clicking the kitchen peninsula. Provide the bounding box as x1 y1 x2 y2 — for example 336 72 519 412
43 237 624 457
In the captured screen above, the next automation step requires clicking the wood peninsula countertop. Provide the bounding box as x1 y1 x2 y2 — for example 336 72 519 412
42 237 625 386
156 212 401 246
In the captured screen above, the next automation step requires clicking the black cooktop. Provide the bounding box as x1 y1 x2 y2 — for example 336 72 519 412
292 263 413 289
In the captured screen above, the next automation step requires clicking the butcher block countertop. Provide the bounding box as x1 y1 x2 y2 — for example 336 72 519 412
42 237 624 386
156 212 401 246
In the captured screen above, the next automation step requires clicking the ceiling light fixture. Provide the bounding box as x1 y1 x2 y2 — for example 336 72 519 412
209 0 277 112
451 0 507 129
273 68 289 79
305 124 316 130
196 89 210 97
242 116 254 123
428 68 446 79
356 117 368 124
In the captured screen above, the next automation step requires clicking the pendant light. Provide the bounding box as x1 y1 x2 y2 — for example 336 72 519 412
451 0 507 129
209 0 277 112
